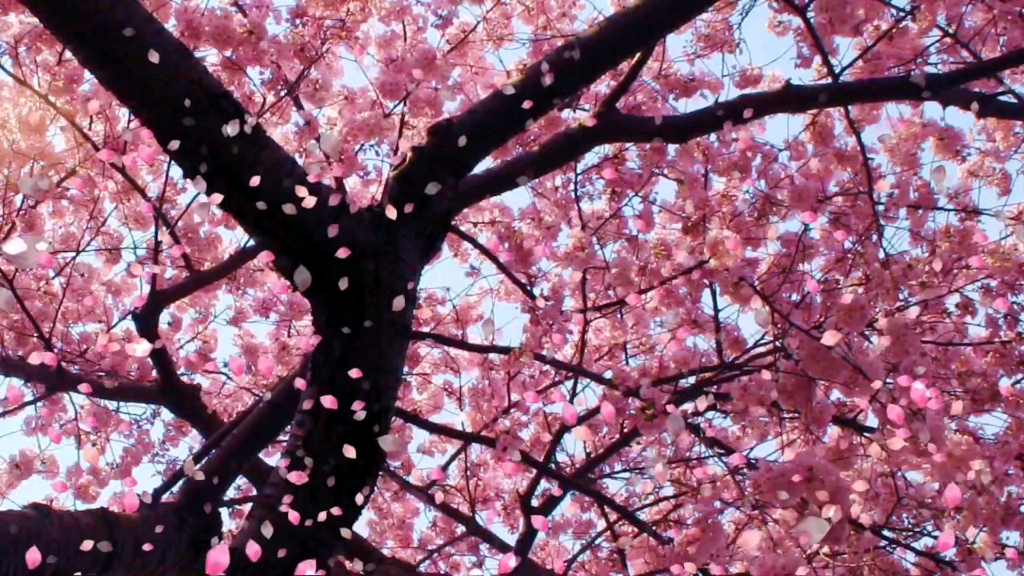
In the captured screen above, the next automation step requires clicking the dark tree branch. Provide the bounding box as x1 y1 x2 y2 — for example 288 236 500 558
395 408 670 545
411 330 620 390
154 242 263 307
0 503 221 576
596 42 659 115
453 47 1024 212
449 225 537 302
386 0 721 228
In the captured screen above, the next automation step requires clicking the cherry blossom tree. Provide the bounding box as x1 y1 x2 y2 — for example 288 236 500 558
0 0 1023 574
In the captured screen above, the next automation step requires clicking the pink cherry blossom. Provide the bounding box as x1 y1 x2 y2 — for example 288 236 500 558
1 2 1023 575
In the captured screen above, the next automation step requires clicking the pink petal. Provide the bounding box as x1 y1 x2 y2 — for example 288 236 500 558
205 544 231 575
910 384 929 408
294 378 307 391
886 404 905 425
257 356 274 377
96 148 118 162
561 403 578 426
245 540 262 562
531 515 549 531
320 395 338 409
523 391 540 404
286 471 309 485
820 329 843 347
137 145 158 165
429 468 446 481
498 553 519 574
347 368 363 379
288 509 301 525
942 483 962 509
600 401 616 423
25 545 42 570
228 357 245 377
805 277 820 294
351 400 366 411
993 297 1010 312
936 527 955 552
294 559 318 575
625 293 642 306
123 491 140 513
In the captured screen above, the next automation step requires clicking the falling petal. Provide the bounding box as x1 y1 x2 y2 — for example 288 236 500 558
561 403 578 426
942 483 962 509
83 444 101 467
294 559 317 575
736 529 763 552
886 404 905 425
260 521 273 539
930 165 946 186
523 391 540 404
245 540 262 562
123 491 140 513
600 401 616 423
378 434 402 453
205 544 231 575
293 266 312 292
392 295 406 312
286 471 309 485
25 546 42 570
498 553 519 574
936 527 955 552
343 444 356 459
228 357 245 377
320 395 338 410
793 516 830 546
348 368 363 379
531 515 549 531
820 330 843 347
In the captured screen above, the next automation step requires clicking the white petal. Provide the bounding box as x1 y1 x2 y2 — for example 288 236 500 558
293 266 312 292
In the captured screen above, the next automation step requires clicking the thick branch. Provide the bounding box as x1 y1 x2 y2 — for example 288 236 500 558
0 503 220 576
386 0 720 225
453 48 1024 211
18 0 356 279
